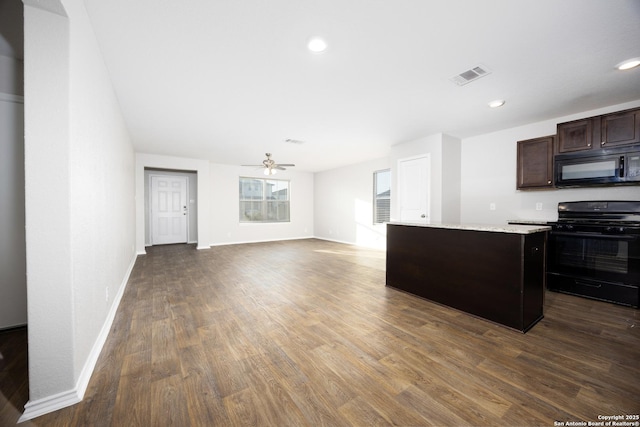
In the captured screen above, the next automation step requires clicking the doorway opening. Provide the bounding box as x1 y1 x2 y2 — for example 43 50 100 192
144 168 198 246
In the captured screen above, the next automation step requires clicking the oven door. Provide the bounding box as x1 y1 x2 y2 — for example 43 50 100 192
547 230 640 307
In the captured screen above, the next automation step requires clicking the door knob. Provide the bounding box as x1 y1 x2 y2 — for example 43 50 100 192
421 214 426 218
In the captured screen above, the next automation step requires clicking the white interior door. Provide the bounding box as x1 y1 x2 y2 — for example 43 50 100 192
398 155 429 223
151 175 188 245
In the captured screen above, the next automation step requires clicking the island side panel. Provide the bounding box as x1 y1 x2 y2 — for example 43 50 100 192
386 224 537 331
522 231 546 330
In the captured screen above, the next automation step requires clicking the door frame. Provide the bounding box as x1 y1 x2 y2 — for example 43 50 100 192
148 173 190 245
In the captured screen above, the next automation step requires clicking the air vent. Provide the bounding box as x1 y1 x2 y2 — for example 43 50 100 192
450 65 491 86
284 138 305 144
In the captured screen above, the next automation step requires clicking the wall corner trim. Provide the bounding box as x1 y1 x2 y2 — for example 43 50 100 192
18 253 137 422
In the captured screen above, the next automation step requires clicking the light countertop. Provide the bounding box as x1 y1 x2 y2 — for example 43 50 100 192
388 221 551 234
507 219 553 226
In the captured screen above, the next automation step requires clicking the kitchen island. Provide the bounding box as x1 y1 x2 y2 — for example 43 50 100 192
386 222 550 332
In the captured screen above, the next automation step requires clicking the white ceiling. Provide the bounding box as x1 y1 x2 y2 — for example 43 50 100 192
83 0 640 172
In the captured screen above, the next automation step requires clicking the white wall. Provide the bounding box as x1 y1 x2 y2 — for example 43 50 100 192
0 55 23 97
314 157 390 249
23 0 136 419
442 133 461 223
0 96 26 329
136 156 313 249
461 99 640 224
390 133 462 223
24 1 76 406
0 4 26 330
314 99 640 249
210 163 314 245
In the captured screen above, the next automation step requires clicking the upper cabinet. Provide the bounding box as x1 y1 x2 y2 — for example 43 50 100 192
517 135 554 189
556 117 596 153
557 107 640 153
518 106 640 190
601 109 640 148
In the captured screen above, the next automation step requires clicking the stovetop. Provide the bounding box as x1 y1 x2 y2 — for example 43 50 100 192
555 220 639 226
551 201 640 234
556 201 640 225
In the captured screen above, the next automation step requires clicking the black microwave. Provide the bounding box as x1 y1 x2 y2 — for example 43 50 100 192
554 146 640 187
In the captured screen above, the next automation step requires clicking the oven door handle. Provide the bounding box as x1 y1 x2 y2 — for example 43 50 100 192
550 231 639 241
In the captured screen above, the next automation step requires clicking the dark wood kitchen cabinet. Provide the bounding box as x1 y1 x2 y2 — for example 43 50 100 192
517 135 554 189
556 107 640 153
556 117 597 153
600 108 640 148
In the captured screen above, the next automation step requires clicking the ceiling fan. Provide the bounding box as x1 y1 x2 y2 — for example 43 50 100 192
242 153 295 175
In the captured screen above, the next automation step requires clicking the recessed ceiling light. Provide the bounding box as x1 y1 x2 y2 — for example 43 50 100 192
307 37 327 53
616 58 640 71
488 99 505 108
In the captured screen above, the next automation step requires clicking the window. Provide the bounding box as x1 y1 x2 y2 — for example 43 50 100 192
239 177 290 223
373 169 391 224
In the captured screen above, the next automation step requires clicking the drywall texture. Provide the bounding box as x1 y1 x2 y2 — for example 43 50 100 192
24 0 135 408
24 2 76 400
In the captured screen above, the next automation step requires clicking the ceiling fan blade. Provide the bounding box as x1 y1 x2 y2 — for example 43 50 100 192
241 164 264 167
275 163 295 167
274 166 286 170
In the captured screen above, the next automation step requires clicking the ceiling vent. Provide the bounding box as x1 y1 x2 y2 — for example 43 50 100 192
450 65 491 86
284 138 305 144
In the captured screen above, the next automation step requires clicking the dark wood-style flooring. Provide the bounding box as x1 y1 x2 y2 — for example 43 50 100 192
0 326 28 426
5 239 640 426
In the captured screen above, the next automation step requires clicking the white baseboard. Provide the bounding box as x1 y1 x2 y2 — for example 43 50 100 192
313 236 356 246
313 236 386 251
19 389 82 422
208 235 315 247
18 253 137 423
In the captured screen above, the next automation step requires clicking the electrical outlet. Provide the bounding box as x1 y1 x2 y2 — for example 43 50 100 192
536 202 543 211
489 203 496 211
